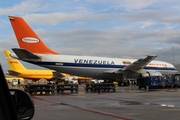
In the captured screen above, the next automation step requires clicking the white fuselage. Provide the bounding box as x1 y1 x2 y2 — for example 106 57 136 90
23 54 177 79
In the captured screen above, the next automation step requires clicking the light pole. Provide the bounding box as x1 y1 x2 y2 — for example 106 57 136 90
172 46 174 65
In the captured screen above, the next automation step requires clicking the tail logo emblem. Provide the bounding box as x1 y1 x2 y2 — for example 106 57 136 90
22 37 40 43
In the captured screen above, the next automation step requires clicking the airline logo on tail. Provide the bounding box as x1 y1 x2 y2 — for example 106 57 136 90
9 61 18 64
9 16 59 55
22 37 40 43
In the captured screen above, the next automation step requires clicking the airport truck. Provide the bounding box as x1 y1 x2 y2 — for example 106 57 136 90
163 74 180 88
137 74 180 90
136 76 160 90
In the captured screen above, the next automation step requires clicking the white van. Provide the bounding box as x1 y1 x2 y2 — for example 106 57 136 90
12 79 18 86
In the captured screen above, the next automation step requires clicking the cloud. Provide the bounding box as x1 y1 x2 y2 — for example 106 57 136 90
0 0 48 16
86 0 159 10
140 21 155 28
112 0 159 10
22 12 118 25
122 10 180 23
33 27 180 59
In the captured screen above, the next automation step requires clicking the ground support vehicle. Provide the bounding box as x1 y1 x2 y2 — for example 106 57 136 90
165 77 174 88
27 84 55 95
118 80 130 86
56 84 78 93
174 77 180 88
84 83 94 92
164 74 180 88
136 76 159 91
136 74 180 90
159 78 166 88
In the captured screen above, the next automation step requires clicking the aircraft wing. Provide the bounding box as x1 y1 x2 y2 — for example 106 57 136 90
11 48 41 61
123 55 157 72
7 70 21 75
104 55 157 74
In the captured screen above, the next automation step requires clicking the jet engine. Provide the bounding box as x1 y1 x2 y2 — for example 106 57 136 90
141 71 162 77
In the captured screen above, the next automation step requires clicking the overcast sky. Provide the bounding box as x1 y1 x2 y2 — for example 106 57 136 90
1 0 180 72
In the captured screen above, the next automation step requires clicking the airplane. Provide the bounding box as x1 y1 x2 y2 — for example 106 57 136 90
4 50 91 83
8 16 178 81
4 50 55 81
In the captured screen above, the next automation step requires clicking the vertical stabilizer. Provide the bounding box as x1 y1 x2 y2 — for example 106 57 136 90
8 16 59 54
4 50 27 71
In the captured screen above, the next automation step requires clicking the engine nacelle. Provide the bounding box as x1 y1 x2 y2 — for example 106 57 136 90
141 71 162 77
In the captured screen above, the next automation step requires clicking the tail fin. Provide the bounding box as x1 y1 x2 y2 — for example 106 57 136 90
4 50 27 71
8 16 59 54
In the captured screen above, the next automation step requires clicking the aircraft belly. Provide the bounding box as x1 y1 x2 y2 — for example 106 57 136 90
42 65 123 78
154 70 178 75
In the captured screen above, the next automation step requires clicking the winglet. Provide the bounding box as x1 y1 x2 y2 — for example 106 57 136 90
9 16 59 55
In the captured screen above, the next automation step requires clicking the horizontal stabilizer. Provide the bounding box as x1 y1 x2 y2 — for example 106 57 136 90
7 70 21 75
12 48 41 61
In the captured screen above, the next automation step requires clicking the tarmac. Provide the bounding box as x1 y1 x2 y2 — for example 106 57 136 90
31 85 180 120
